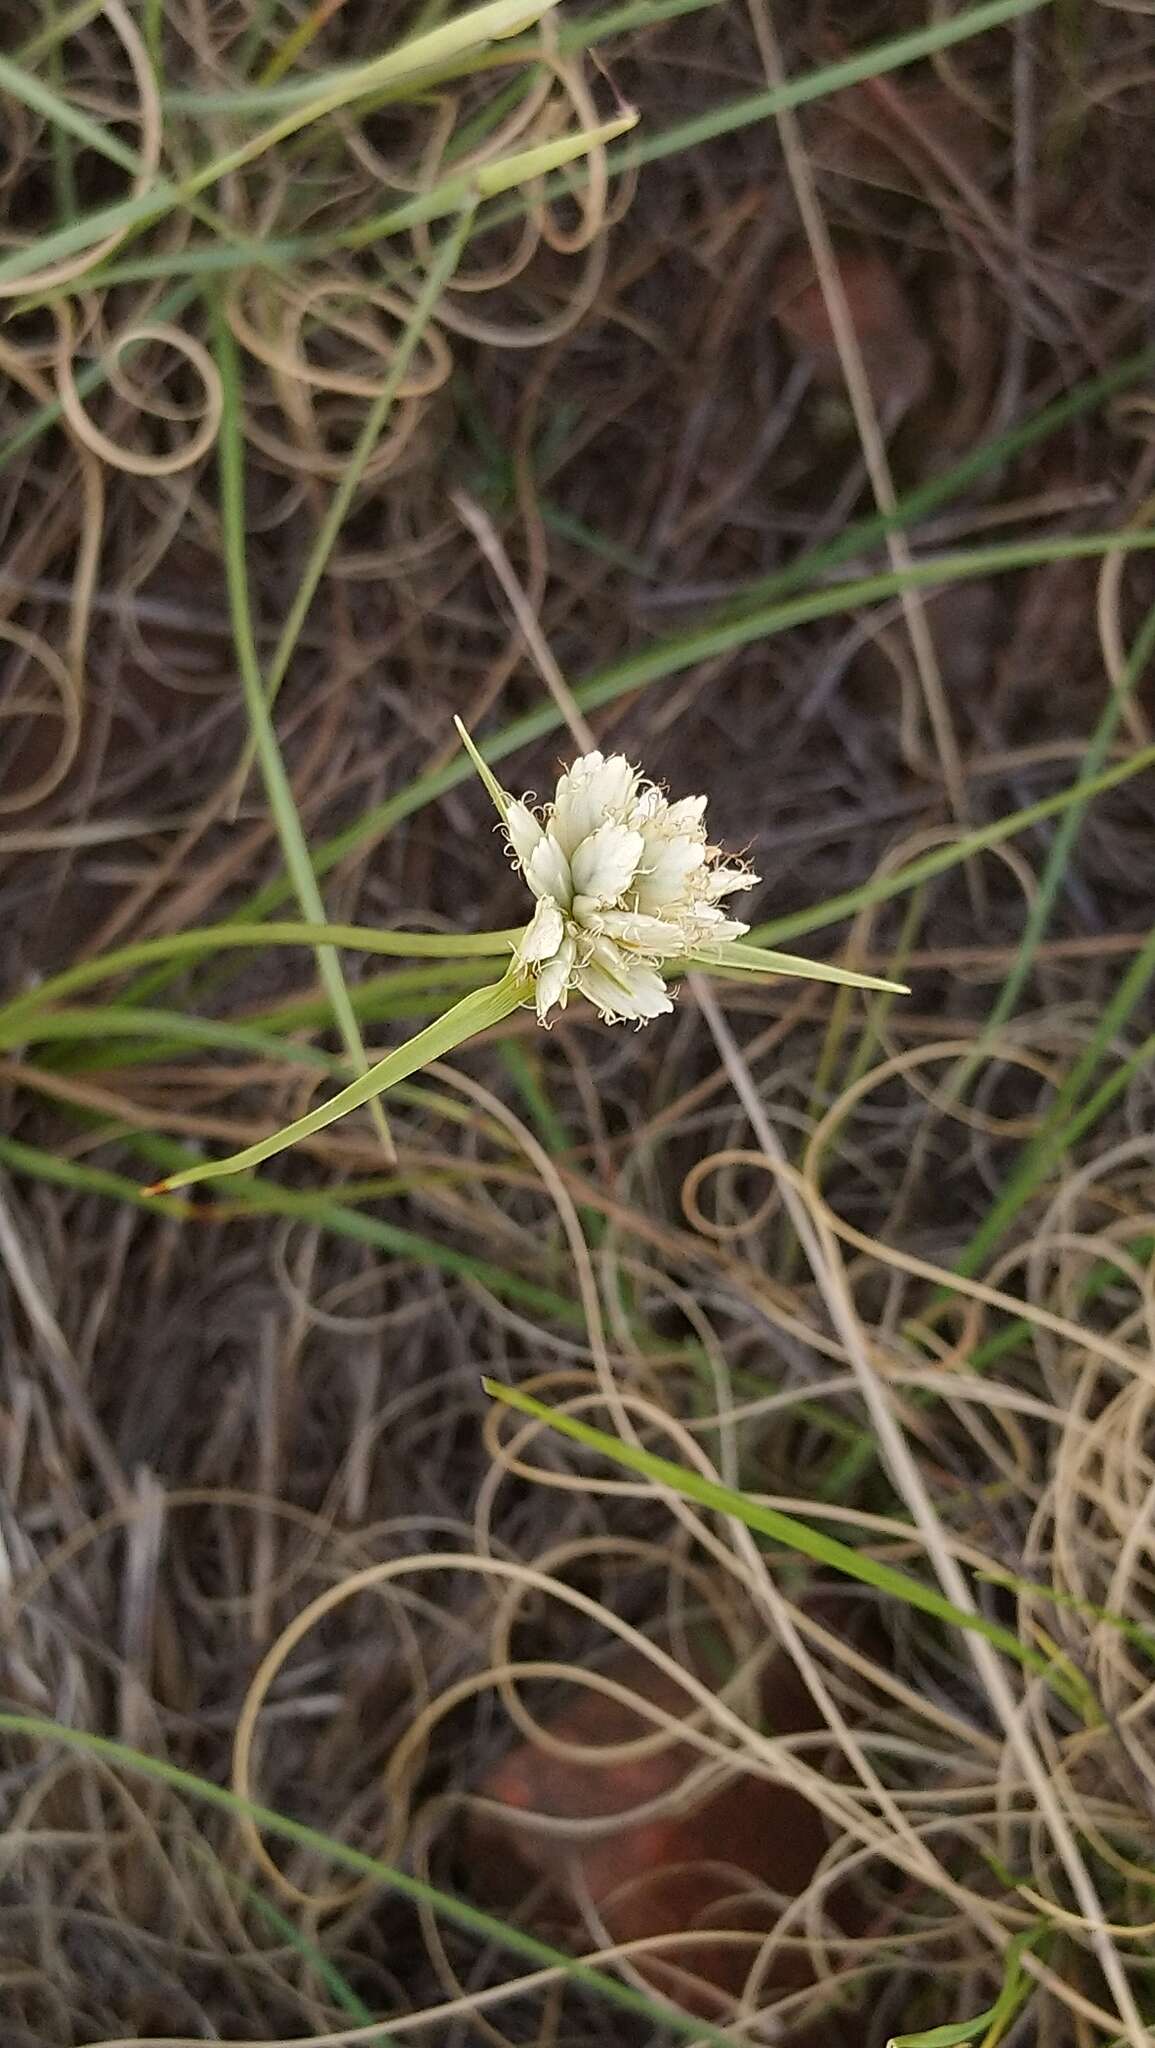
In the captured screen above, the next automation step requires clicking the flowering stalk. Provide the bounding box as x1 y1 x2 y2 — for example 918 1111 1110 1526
143 726 905 1196
454 718 907 1022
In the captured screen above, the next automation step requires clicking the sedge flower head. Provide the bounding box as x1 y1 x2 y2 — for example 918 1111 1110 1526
492 746 759 1025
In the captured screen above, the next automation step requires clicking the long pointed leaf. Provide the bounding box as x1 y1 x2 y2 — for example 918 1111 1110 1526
144 971 528 1194
887 1930 1042 2048
0 1712 741 2048
692 940 908 995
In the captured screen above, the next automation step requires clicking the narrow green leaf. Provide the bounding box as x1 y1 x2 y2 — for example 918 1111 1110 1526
210 291 400 1156
0 1003 341 1063
887 1930 1042 2048
474 108 638 195
977 1570 1155 1665
0 186 176 291
233 201 480 791
236 1880 398 2048
893 2018 1006 2048
945 596 1155 1278
0 0 557 293
0 1134 581 1323
454 715 512 821
0 1713 741 2048
0 918 521 1034
693 940 908 995
241 529 1155 926
169 0 711 113
144 971 529 1194
10 0 1047 295
103 532 1155 1030
334 0 1054 251
481 1379 1089 1706
0 50 140 172
17 0 108 65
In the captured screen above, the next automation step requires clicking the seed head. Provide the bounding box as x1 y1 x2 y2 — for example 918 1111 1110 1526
460 731 759 1025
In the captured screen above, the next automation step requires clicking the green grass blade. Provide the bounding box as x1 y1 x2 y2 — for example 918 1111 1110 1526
482 1380 1087 1706
711 348 1155 622
888 1929 1042 2048
0 1712 742 2048
145 971 529 1193
454 715 512 820
173 0 715 112
230 202 479 803
474 109 638 193
749 737 1155 950
606 0 1050 176
692 941 908 994
948 983 1155 1292
335 0 1053 251
955 1027 1155 1305
0 1003 341 1063
236 1880 398 2048
914 600 1155 1294
952 589 1155 1101
2 964 495 1071
0 281 199 469
0 919 521 1031
0 0 557 294
977 1570 1155 1665
12 0 1051 296
209 291 400 1158
0 49 140 172
17 0 108 63
121 969 486 1057
104 531 1155 1030
0 1134 581 1322
0 187 179 291
237 530 1155 921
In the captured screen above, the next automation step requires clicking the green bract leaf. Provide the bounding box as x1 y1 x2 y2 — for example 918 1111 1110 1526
454 715 512 822
690 939 909 995
143 969 528 1196
481 1378 1091 1712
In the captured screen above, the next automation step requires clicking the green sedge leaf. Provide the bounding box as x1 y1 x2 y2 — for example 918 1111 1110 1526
454 716 512 822
690 939 908 995
887 1930 1042 2048
144 969 527 1195
481 1379 1090 1713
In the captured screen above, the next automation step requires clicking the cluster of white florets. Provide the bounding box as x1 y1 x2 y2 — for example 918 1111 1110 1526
502 750 759 1024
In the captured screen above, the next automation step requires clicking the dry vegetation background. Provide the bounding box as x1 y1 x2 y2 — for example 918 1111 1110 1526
3 1 1155 2044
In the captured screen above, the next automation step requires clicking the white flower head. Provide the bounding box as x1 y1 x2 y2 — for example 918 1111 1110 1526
455 721 759 1025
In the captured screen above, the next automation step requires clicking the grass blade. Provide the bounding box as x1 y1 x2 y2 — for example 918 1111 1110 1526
0 1712 742 2048
949 587 1155 1110
0 918 521 1031
608 0 1051 176
888 1929 1043 2048
0 49 140 172
6 0 1051 293
209 290 402 1160
482 1378 1088 1705
143 970 529 1194
0 1134 581 1322
237 528 1155 920
694 940 908 994
0 0 558 294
